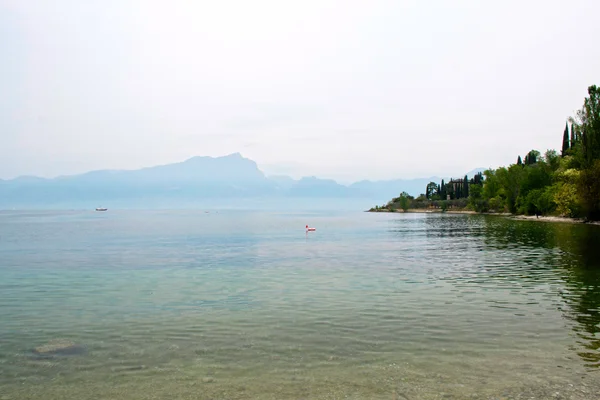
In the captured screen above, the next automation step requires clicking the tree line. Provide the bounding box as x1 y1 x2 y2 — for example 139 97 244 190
425 173 483 201
371 85 600 221
470 85 600 220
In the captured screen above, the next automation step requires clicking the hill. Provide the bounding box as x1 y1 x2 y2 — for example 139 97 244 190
0 154 482 209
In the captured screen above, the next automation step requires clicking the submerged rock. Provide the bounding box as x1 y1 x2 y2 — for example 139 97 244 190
32 339 86 357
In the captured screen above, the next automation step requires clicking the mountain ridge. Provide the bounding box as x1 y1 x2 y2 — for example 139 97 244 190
0 154 487 208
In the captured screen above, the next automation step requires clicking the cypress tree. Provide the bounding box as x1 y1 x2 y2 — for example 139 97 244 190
562 122 570 156
570 124 576 147
517 156 522 166
463 175 469 198
524 154 529 165
440 179 446 199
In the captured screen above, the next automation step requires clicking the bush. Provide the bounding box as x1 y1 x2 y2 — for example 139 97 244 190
537 187 557 214
440 201 448 212
517 188 556 215
488 196 503 212
554 182 581 217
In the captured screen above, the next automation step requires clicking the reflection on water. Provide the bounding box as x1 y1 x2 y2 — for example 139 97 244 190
476 216 600 369
0 210 599 399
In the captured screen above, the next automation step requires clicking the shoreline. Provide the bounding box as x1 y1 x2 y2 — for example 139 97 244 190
508 214 600 225
367 208 600 225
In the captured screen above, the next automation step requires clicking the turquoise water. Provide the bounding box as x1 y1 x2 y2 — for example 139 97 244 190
0 210 599 399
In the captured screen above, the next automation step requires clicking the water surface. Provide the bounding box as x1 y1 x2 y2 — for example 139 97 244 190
0 210 599 399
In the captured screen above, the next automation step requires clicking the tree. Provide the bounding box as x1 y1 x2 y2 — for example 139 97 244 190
440 200 448 212
425 181 438 199
447 181 455 199
397 191 411 211
468 184 485 212
373 85 600 219
562 122 570 156
554 168 581 217
578 160 600 220
525 150 540 165
581 85 600 166
497 164 525 213
545 149 560 171
440 179 446 199
571 85 600 220
516 160 553 214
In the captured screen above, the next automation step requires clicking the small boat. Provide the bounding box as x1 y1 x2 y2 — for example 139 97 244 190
305 225 316 232
95 207 108 212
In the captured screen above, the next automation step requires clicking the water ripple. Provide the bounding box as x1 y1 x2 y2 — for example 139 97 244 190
0 211 599 399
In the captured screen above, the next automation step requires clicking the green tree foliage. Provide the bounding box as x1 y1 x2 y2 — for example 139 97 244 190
545 149 560 171
440 200 448 212
578 160 600 220
581 85 600 165
553 168 581 217
572 85 600 219
371 85 600 220
525 150 540 165
497 165 524 213
397 191 411 211
468 184 485 212
425 181 438 200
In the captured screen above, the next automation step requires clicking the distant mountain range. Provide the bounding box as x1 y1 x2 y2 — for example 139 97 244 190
0 153 485 209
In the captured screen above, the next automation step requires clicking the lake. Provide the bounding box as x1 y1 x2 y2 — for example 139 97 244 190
0 210 599 399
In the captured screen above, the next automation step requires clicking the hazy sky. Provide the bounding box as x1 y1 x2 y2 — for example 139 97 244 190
1 0 599 181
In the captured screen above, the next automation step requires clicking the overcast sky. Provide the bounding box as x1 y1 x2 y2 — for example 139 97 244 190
1 0 598 182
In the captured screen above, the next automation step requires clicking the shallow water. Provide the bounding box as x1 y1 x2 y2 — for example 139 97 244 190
0 210 599 399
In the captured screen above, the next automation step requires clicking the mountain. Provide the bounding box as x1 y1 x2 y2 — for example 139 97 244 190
0 153 275 207
287 177 359 198
266 175 296 191
464 167 487 178
0 154 483 209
